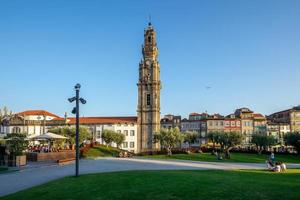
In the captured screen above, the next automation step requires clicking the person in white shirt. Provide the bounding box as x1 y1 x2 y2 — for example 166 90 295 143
280 162 287 172
274 162 281 172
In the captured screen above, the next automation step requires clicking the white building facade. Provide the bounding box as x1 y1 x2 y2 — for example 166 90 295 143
0 110 138 153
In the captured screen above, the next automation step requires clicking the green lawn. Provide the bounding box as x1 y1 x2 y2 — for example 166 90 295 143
2 169 300 200
142 152 300 163
82 145 121 158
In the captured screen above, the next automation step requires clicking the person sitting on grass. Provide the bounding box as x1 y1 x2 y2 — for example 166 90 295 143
266 159 274 170
274 162 281 172
280 161 287 172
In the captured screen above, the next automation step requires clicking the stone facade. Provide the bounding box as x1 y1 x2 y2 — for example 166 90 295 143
234 108 254 144
266 122 290 145
253 113 267 134
268 106 300 132
137 23 161 152
161 115 181 130
224 114 241 133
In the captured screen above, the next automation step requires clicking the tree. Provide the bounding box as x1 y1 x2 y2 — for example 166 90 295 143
251 134 276 154
50 126 91 147
100 130 125 149
101 130 116 147
267 135 277 149
184 131 198 148
5 133 29 156
284 132 300 154
218 132 244 159
114 132 125 148
153 127 184 156
207 132 221 154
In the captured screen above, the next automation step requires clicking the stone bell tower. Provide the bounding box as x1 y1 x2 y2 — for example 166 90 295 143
137 22 161 152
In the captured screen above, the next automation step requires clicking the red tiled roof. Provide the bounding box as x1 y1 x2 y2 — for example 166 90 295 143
253 113 265 118
16 110 60 118
52 116 137 125
189 112 208 116
189 112 200 116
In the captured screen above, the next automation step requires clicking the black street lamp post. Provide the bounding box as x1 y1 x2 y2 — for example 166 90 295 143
68 83 86 177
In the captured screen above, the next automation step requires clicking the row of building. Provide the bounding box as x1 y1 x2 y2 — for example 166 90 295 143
0 106 300 152
161 106 300 146
0 110 138 152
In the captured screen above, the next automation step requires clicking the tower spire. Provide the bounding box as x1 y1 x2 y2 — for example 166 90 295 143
148 14 152 26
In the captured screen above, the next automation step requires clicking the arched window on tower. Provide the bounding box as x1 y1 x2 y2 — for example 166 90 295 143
148 36 151 43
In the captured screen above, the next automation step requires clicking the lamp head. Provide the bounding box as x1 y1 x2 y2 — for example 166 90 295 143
71 107 77 114
75 83 81 90
79 98 87 104
68 97 76 103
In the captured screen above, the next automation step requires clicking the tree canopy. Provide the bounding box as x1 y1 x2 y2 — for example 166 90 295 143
153 127 184 156
5 133 29 156
284 132 300 154
251 133 276 154
49 126 91 145
102 130 125 148
209 131 244 159
183 131 199 147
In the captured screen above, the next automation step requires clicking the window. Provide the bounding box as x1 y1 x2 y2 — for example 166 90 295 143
117 130 121 134
123 142 128 148
124 123 128 126
96 131 101 139
130 130 135 136
12 127 21 133
124 130 128 136
148 36 151 43
146 94 151 106
130 142 135 148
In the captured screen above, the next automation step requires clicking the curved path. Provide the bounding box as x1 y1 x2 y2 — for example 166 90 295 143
1 157 300 197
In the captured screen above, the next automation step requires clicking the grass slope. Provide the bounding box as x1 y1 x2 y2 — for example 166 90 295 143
2 169 300 200
143 152 300 163
83 145 121 158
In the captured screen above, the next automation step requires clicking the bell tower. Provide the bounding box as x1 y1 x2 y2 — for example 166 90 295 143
137 22 161 152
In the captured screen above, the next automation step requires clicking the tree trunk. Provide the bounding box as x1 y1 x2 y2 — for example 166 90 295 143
258 146 262 155
225 147 232 159
296 146 300 155
211 142 216 155
167 147 172 156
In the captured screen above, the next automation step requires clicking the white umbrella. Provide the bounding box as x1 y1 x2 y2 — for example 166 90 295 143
30 132 68 140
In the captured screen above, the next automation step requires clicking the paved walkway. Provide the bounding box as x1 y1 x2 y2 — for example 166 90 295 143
1 158 300 197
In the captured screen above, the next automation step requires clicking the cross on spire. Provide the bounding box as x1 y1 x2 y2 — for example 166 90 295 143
148 14 152 26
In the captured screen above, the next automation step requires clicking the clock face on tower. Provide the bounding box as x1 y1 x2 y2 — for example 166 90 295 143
145 60 151 66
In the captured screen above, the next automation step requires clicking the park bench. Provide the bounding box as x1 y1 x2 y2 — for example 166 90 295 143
57 158 75 166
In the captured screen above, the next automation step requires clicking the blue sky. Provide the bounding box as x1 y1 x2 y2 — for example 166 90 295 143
0 0 300 118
